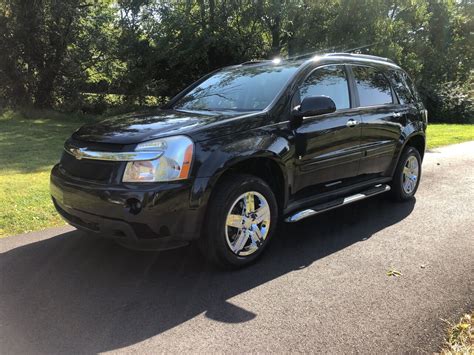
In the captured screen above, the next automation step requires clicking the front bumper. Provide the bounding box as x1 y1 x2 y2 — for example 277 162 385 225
50 164 206 250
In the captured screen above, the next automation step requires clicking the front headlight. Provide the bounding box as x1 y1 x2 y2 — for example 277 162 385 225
123 136 194 182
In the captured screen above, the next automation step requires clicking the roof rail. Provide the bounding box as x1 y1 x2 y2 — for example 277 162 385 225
240 59 272 65
286 45 346 61
324 52 395 64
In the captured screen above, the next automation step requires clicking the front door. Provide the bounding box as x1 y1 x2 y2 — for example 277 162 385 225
293 65 363 195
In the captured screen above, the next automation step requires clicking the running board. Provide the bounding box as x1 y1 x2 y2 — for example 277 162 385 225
285 184 391 223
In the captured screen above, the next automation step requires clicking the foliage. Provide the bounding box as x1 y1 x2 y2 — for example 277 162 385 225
0 0 473 121
424 81 474 123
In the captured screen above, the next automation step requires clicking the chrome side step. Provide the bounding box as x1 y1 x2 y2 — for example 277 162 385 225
285 184 391 223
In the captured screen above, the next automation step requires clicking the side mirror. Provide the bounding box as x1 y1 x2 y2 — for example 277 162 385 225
292 96 336 118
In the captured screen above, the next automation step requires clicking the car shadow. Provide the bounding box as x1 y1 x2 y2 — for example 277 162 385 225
0 196 415 353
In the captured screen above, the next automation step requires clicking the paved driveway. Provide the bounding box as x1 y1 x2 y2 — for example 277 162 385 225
1 142 473 354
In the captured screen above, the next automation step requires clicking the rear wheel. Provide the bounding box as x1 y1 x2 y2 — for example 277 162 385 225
200 174 278 268
391 146 422 201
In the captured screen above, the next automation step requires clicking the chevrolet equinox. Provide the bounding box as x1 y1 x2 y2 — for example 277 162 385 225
51 53 427 268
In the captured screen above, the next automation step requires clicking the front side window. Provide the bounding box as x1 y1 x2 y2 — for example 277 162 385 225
174 64 300 112
297 65 350 110
387 70 414 105
352 66 393 107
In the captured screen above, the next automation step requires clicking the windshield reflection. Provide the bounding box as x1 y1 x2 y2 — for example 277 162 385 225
174 63 300 112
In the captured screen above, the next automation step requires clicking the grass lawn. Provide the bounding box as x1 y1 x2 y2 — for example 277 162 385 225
427 124 474 149
0 111 95 237
0 112 473 238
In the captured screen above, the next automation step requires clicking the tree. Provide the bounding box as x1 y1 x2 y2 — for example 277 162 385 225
0 0 472 120
0 0 116 108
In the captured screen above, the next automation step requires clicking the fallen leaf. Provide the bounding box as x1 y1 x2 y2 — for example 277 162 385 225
387 269 402 277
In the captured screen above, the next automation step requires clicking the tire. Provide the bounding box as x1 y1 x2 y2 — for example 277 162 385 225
391 146 422 201
199 174 278 269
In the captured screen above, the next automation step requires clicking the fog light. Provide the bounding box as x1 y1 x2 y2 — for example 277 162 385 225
125 198 142 215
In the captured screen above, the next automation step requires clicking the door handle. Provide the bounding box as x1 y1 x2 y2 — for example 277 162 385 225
392 112 402 118
346 119 359 127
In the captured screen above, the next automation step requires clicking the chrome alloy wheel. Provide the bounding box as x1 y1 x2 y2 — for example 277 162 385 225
402 155 419 194
225 191 271 256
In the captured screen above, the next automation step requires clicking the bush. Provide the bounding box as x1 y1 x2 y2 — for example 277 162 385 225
423 82 474 123
57 93 166 116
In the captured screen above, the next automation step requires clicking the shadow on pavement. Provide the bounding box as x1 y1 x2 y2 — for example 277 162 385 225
0 196 415 353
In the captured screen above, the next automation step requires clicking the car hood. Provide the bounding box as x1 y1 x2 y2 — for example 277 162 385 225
72 109 253 145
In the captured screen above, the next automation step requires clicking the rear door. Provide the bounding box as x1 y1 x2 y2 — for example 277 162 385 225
293 64 363 194
386 69 423 125
350 65 401 177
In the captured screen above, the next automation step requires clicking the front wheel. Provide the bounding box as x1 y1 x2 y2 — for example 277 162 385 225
199 174 278 268
391 146 422 201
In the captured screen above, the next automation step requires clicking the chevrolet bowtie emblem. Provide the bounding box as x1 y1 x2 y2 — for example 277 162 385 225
69 147 85 160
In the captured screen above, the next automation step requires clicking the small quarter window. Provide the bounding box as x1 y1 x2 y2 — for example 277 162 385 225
352 66 393 107
297 65 350 110
403 74 422 103
387 70 414 105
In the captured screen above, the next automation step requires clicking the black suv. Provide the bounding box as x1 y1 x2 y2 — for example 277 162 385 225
51 53 427 268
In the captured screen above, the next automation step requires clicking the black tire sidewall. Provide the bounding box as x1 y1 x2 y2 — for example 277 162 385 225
203 174 278 268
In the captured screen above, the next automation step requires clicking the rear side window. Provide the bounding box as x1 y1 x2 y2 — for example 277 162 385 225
352 66 393 107
387 70 415 105
298 65 350 110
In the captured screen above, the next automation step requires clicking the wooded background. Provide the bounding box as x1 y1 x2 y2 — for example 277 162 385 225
0 0 472 122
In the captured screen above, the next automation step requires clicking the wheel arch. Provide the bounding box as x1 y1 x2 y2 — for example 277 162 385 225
402 133 426 160
389 132 426 177
208 154 289 212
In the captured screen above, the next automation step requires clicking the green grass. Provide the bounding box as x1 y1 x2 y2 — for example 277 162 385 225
427 124 474 149
0 111 473 238
0 110 96 237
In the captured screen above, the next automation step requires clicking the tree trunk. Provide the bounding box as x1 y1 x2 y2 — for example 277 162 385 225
34 69 58 108
34 9 75 108
270 17 281 56
269 0 282 56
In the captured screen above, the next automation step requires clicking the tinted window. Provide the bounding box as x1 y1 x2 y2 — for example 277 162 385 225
298 65 350 110
387 70 414 105
352 66 393 107
403 74 421 102
174 64 299 112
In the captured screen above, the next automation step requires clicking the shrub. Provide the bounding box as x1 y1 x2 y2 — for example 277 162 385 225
422 82 474 123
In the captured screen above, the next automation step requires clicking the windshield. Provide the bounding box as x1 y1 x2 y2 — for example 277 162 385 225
173 63 300 112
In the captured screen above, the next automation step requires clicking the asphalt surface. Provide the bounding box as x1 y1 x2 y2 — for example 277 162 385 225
1 142 473 354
